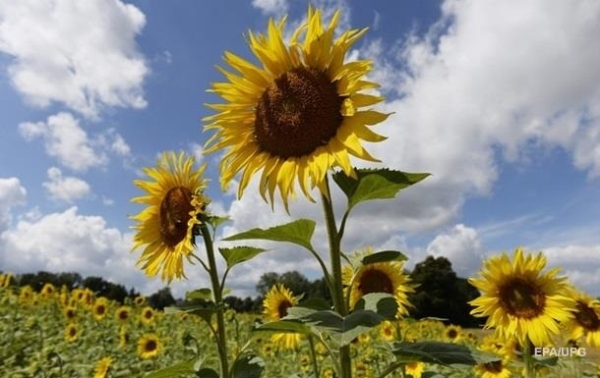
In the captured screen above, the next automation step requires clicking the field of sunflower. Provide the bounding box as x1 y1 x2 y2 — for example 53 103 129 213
1 273 600 378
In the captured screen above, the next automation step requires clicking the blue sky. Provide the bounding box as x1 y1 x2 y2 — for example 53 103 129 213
1 0 600 298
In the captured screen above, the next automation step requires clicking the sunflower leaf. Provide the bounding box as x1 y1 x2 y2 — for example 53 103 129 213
219 246 268 269
185 288 213 301
332 168 430 211
362 250 408 265
205 215 230 232
231 355 265 378
253 319 312 334
164 304 223 324
222 219 316 251
354 293 398 320
391 341 478 365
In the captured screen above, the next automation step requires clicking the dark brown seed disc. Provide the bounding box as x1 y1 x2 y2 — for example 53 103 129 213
277 299 293 319
358 269 394 295
575 301 600 331
254 67 344 158
159 187 194 248
498 277 546 319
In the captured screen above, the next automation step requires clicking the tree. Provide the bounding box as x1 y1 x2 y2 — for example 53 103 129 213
148 287 176 310
408 256 480 327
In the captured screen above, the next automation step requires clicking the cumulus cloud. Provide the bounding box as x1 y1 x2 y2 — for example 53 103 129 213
0 177 27 231
43 167 90 203
18 112 131 172
189 142 204 164
0 207 172 296
426 224 484 277
0 0 148 118
251 0 288 16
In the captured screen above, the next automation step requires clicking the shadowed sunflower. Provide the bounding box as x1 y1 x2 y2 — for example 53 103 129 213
563 288 600 347
203 6 388 209
115 306 131 324
93 357 112 378
137 334 161 359
473 358 511 378
131 151 209 282
343 249 413 318
469 247 575 347
263 284 301 349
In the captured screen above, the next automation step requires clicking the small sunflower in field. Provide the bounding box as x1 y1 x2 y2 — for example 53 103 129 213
263 284 301 349
134 295 146 307
140 306 155 325
63 306 77 321
19 286 34 304
40 283 55 298
563 288 600 347
119 326 129 348
0 272 12 287
93 297 109 320
473 358 511 378
115 306 131 324
131 151 209 282
469 247 575 346
379 320 396 341
203 6 388 209
444 324 462 342
93 357 112 378
343 248 413 318
137 333 161 359
405 361 425 378
64 323 80 343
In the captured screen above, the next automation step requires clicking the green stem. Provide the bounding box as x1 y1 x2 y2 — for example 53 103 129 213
307 335 320 378
523 339 536 378
321 175 352 378
199 223 229 378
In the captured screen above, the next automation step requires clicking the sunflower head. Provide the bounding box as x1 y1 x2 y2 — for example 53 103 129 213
469 247 576 346
137 333 161 359
343 248 414 318
115 306 131 324
563 287 600 347
203 6 388 210
405 361 425 378
93 357 112 378
140 306 154 325
444 324 462 342
473 358 512 378
64 323 79 343
131 151 209 282
262 284 302 349
93 297 109 320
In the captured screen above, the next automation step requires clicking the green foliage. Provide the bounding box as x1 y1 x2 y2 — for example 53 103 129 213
219 246 268 269
222 219 316 252
361 250 408 265
392 341 478 365
148 287 176 310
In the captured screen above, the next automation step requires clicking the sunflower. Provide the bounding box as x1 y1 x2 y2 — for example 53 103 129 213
63 306 77 321
115 306 131 324
263 284 301 349
131 151 209 282
379 320 395 341
40 283 55 297
140 306 154 325
137 333 161 359
93 297 109 320
473 358 512 378
134 295 146 307
469 247 575 347
64 323 79 343
405 361 425 378
19 286 34 304
343 249 413 318
93 357 112 378
119 326 129 348
563 288 600 347
203 6 388 209
444 324 462 342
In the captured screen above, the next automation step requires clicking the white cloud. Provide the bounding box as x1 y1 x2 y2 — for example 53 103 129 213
189 142 204 164
355 0 600 232
251 0 289 17
0 0 148 118
426 224 484 277
18 112 132 172
0 177 27 231
43 167 90 203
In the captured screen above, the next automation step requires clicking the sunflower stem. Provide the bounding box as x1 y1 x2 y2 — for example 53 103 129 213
307 335 320 378
321 175 352 378
199 222 230 378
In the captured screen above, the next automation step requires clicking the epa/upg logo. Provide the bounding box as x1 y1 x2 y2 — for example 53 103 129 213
533 347 587 357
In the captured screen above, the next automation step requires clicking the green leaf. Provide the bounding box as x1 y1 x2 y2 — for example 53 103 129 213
231 355 265 378
144 360 199 378
533 356 558 367
164 304 223 324
196 368 220 378
253 319 312 334
354 293 398 320
222 219 316 251
219 246 268 269
185 288 213 301
205 215 230 231
332 168 430 211
392 341 478 365
299 297 332 311
362 250 408 265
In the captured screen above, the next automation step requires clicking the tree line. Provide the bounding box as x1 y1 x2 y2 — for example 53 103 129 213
2 255 482 326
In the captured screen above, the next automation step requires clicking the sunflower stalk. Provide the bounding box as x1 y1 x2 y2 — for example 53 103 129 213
199 222 230 378
321 175 352 378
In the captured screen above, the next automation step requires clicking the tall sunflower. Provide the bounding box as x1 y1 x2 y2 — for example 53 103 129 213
343 249 413 318
263 284 301 349
131 151 209 282
563 288 600 347
203 6 388 209
469 247 575 347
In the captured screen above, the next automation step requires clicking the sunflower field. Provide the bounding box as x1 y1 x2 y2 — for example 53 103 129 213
4 4 600 378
